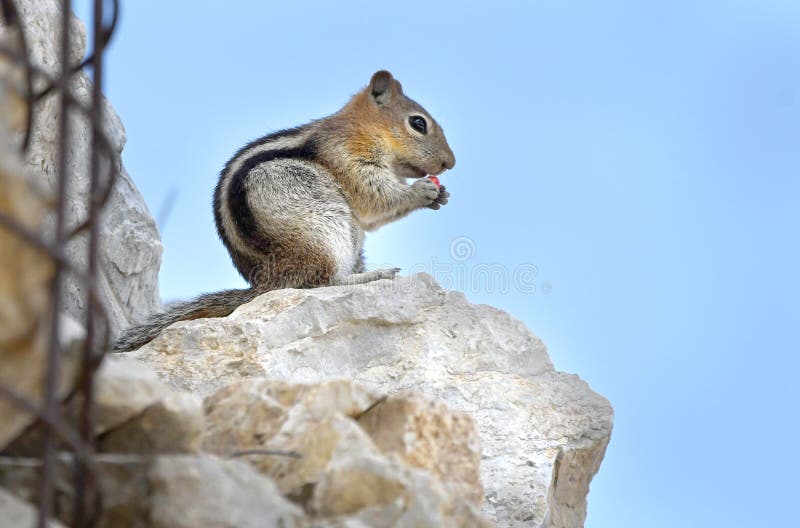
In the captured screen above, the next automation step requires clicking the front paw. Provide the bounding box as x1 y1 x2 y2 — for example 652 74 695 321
412 179 449 209
427 184 449 210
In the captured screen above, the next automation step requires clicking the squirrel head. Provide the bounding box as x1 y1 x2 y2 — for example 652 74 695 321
345 70 456 179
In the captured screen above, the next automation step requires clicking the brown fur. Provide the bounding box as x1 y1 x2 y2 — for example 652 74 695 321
248 238 338 290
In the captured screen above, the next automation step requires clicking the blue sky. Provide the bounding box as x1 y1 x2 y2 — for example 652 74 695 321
75 1 799 526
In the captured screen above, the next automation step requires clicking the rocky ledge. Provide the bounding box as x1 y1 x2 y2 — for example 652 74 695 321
0 262 612 526
118 273 614 527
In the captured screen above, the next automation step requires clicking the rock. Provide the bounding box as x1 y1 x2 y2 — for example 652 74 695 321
1 0 160 457
91 356 173 434
201 380 289 457
547 442 609 528
148 455 304 528
0 99 87 450
0 0 162 340
202 378 381 460
0 453 305 528
0 108 54 449
358 391 483 507
4 356 198 457
308 423 491 528
99 391 205 454
0 455 68 520
463 370 612 527
0 27 26 132
0 169 85 446
128 274 613 527
129 274 551 395
201 378 492 526
264 412 490 527
311 434 491 528
269 412 384 504
0 486 66 528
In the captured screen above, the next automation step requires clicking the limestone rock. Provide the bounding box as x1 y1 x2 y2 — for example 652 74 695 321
201 380 288 457
201 378 492 526
0 455 70 521
358 391 484 507
148 455 304 528
92 356 173 434
0 171 85 442
128 274 613 527
202 378 381 460
0 120 85 450
0 487 66 528
308 423 490 528
130 274 551 395
0 113 56 450
0 26 27 132
1 355 174 456
0 0 162 339
262 411 489 527
0 453 304 528
99 391 205 454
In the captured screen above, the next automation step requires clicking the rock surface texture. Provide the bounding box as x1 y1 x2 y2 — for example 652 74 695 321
0 0 162 339
0 363 493 527
0 487 65 528
127 274 614 527
0 453 305 528
0 33 86 450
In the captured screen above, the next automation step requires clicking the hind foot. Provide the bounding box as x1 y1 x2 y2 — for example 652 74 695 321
334 267 401 286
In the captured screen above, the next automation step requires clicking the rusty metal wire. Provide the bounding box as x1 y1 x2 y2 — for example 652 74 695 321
0 1 121 526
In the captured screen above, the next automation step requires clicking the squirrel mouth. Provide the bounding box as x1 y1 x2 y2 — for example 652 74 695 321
401 162 428 179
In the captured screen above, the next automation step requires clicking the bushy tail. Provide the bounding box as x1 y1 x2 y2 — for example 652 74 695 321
113 288 259 352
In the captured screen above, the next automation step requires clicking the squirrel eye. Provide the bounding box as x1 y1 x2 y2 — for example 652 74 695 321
408 115 428 135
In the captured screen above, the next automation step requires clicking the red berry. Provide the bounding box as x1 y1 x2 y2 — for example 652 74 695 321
428 176 440 187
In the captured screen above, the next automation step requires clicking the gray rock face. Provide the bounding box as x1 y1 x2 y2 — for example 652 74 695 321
148 455 304 528
0 118 87 449
1 374 493 527
99 391 205 454
1 0 162 338
90 356 176 435
0 487 65 528
0 453 305 528
128 273 614 527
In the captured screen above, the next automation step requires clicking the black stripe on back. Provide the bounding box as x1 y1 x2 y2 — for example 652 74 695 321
213 126 318 281
219 125 308 178
226 140 317 254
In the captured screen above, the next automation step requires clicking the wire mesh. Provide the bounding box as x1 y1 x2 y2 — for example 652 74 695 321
0 1 121 526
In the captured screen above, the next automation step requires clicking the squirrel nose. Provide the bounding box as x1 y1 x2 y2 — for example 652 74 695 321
441 152 456 170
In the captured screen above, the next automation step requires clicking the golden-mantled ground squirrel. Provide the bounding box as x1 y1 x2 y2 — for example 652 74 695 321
115 70 455 352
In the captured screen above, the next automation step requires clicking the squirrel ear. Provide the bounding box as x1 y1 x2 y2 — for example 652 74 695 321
370 70 396 105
